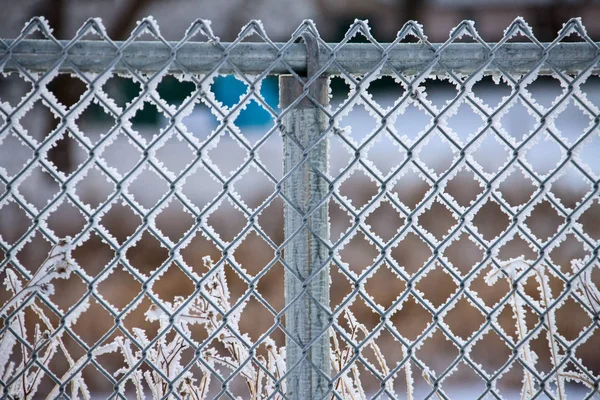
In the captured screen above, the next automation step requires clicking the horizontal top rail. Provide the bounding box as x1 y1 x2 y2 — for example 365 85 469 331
1 40 599 76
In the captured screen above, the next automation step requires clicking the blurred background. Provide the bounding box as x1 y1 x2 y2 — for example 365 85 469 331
1 0 600 398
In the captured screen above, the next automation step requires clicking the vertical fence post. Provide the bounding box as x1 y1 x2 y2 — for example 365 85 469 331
279 41 330 400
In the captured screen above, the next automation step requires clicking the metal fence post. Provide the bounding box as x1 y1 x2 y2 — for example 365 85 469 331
279 42 331 399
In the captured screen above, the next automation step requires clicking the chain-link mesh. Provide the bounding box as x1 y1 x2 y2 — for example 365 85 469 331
0 16 599 400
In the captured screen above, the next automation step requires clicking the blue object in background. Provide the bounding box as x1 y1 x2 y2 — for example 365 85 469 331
211 75 279 127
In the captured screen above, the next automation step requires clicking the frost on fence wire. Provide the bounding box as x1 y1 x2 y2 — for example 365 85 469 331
0 15 600 400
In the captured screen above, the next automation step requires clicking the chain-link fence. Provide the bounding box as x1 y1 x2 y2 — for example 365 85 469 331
1 16 599 400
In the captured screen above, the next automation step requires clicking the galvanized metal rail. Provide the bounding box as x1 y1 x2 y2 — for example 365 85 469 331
2 40 600 75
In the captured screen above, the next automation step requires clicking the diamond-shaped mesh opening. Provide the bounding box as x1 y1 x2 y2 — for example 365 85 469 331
472 75 512 109
130 101 168 132
339 102 378 144
71 297 119 346
238 295 279 342
0 73 33 107
416 329 459 376
233 165 274 210
19 166 61 209
550 164 592 209
181 100 220 142
206 198 247 243
156 75 196 108
554 99 594 142
393 101 432 142
525 75 564 109
420 77 458 109
97 264 142 311
75 166 116 209
390 167 431 210
364 264 406 310
0 130 34 177
210 75 247 109
233 99 276 138
153 262 196 303
72 231 115 277
338 168 379 210
579 200 600 240
206 132 249 179
47 74 88 110
525 200 564 242
440 361 489 398
47 130 89 175
555 296 593 341
445 167 482 208
127 167 170 209
365 132 406 176
180 230 220 273
126 230 169 274
443 296 485 341
443 232 485 276
46 199 87 237
499 98 538 142
365 200 404 242
446 101 486 144
339 232 379 274
232 230 274 276
497 233 538 261
154 199 195 243
415 264 457 308
99 200 142 244
416 131 456 175
180 164 223 212
549 233 588 272
417 199 458 241
470 331 512 375
391 231 432 275
524 132 564 176
102 75 142 109
153 133 196 176
368 76 406 110
75 100 117 139
470 266 507 307
473 199 511 241
99 134 143 176
472 132 511 175
19 99 60 142
499 166 537 207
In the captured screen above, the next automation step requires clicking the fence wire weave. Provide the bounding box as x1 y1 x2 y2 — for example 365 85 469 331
0 16 599 400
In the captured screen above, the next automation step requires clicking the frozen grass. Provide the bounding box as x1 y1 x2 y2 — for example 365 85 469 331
1 241 598 399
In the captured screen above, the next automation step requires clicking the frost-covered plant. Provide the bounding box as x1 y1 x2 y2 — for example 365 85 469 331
0 244 391 399
486 258 600 399
115 255 287 400
3 241 598 399
331 309 397 399
0 238 110 400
